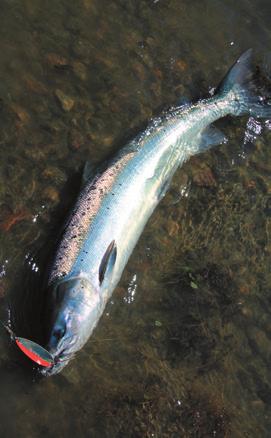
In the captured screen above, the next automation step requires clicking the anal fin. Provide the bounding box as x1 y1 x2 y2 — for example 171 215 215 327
197 125 227 152
157 176 173 201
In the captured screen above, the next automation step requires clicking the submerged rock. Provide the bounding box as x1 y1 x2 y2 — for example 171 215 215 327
191 160 217 188
46 53 70 68
72 61 88 81
68 128 84 151
42 166 67 184
42 186 60 204
23 75 47 94
10 103 30 125
174 59 188 73
55 89 75 112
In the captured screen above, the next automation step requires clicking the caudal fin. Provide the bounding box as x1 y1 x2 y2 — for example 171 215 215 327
218 49 271 118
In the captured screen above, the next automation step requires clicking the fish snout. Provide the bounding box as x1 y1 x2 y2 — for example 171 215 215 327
39 350 73 376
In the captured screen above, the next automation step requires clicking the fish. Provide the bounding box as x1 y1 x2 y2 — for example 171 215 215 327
14 49 271 375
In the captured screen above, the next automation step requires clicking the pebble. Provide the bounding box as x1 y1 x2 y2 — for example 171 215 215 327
42 166 67 184
10 103 30 124
251 399 265 409
102 135 114 148
55 89 75 112
23 75 47 94
132 62 146 81
167 219 180 237
46 53 69 68
68 129 84 151
239 283 250 295
240 306 253 318
43 186 60 204
72 61 88 81
191 162 217 188
174 59 187 73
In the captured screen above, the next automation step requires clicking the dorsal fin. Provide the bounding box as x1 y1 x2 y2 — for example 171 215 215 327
99 240 117 286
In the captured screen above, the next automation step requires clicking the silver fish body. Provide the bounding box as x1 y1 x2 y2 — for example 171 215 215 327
40 50 271 375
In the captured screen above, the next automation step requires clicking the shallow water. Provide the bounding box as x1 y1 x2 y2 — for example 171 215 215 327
0 0 271 436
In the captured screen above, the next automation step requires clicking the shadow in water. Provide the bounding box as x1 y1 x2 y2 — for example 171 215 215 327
5 170 84 371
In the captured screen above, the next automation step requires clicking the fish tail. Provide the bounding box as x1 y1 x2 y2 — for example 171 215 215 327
218 49 271 118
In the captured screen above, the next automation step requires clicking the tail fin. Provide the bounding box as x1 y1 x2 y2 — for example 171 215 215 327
218 49 271 118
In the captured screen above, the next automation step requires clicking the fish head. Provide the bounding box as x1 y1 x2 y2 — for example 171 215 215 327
42 275 101 375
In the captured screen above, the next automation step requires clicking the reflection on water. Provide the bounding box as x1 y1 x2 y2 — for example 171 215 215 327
0 0 271 436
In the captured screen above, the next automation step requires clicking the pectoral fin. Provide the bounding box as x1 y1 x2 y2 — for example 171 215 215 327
197 125 227 152
99 240 117 286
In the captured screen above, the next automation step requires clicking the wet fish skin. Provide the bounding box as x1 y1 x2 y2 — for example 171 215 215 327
41 50 271 375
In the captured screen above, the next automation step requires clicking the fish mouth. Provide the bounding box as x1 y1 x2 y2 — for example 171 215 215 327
39 339 77 376
39 351 74 376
